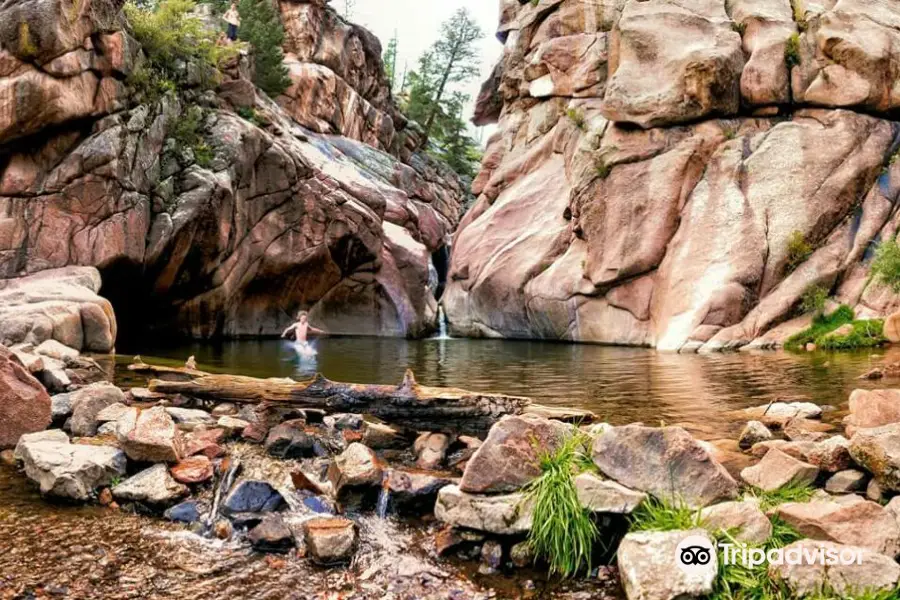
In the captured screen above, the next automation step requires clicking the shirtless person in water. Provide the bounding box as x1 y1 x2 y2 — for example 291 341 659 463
281 311 325 344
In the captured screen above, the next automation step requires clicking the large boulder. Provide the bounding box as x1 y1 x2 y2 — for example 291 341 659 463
774 497 900 557
740 448 819 491
574 472 646 514
0 268 116 352
602 0 743 128
0 345 52 448
770 540 900 597
698 499 772 545
460 415 571 493
69 382 125 437
617 529 718 600
19 440 125 501
112 464 189 506
849 423 900 491
591 425 739 507
434 484 534 535
845 389 900 436
116 407 184 463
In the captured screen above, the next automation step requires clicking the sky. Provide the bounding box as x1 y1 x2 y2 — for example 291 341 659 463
348 0 503 143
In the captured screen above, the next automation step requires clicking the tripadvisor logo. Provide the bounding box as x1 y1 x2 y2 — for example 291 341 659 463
676 535 716 576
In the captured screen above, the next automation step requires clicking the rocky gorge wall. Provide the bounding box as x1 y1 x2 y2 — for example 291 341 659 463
0 0 466 346
445 0 900 352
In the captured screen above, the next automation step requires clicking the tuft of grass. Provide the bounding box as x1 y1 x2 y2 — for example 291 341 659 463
785 304 854 350
731 21 746 36
791 0 808 32
237 106 261 125
800 284 828 317
742 482 815 511
786 230 813 272
785 33 802 69
523 430 598 578
18 22 38 57
566 108 586 130
628 496 703 532
817 319 886 350
595 161 611 179
871 238 900 292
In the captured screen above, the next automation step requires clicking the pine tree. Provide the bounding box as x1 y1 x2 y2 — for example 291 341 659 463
417 8 482 141
400 9 484 179
237 0 291 97
383 32 398 93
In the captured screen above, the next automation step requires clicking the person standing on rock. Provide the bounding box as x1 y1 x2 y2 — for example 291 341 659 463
223 2 240 41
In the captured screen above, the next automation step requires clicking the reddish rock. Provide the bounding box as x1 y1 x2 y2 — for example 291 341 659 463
0 345 51 449
845 389 900 436
170 456 213 484
775 498 900 557
460 415 570 493
183 428 226 458
116 407 184 463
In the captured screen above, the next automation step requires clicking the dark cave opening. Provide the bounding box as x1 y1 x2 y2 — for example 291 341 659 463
98 259 161 352
431 245 451 301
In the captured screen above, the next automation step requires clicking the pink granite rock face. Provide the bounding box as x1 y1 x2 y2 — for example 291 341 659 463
444 0 900 351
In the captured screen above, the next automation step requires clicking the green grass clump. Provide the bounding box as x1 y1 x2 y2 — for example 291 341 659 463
742 482 815 511
871 238 900 292
628 496 703 532
816 319 886 350
785 33 802 69
523 431 598 578
786 230 813 272
566 108 586 130
172 105 216 168
800 285 828 317
784 304 854 350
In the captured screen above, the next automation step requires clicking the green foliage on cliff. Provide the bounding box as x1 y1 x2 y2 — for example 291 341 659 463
237 0 291 97
173 105 214 168
800 285 828 317
871 238 900 292
785 304 885 350
401 8 484 179
785 33 802 69
523 431 598 578
124 0 237 101
785 230 813 272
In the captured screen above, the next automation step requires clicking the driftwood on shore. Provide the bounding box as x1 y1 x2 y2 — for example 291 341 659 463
128 361 594 433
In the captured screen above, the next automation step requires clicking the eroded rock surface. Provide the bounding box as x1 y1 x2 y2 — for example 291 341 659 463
445 0 900 351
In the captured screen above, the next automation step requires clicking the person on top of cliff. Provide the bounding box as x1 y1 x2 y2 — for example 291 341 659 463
281 311 326 346
223 2 240 42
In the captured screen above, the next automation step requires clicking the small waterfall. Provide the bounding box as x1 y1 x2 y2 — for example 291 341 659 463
206 458 241 532
432 306 451 340
375 483 390 518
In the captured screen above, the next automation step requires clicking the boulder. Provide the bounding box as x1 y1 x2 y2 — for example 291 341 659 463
164 500 202 524
112 464 188 506
845 389 900 436
740 448 819 491
34 340 78 361
69 382 125 437
95 402 130 424
824 469 867 494
699 499 772 545
116 407 184 463
303 517 357 565
222 480 285 515
885 311 900 343
782 418 831 443
170 455 214 484
217 416 251 436
806 436 852 473
327 442 383 494
479 540 503 575
40 366 71 394
248 514 295 553
745 402 823 423
592 425 739 507
849 423 900 491
461 415 571 493
867 478 887 503
383 468 456 513
413 432 450 470
264 420 317 459
601 0 743 128
19 440 125 501
164 407 215 430
574 472 646 514
183 428 226 459
774 498 900 557
13 429 69 461
617 529 718 600
434 484 534 535
769 540 900 597
50 393 74 422
749 439 816 461
0 345 52 448
738 421 772 450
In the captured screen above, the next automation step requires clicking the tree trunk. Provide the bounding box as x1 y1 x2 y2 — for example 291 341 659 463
131 363 594 433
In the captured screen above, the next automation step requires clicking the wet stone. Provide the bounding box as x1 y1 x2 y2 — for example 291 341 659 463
222 480 285 516
164 500 202 523
248 514 295 553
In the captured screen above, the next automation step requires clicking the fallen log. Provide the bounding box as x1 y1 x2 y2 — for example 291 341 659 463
137 365 593 433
